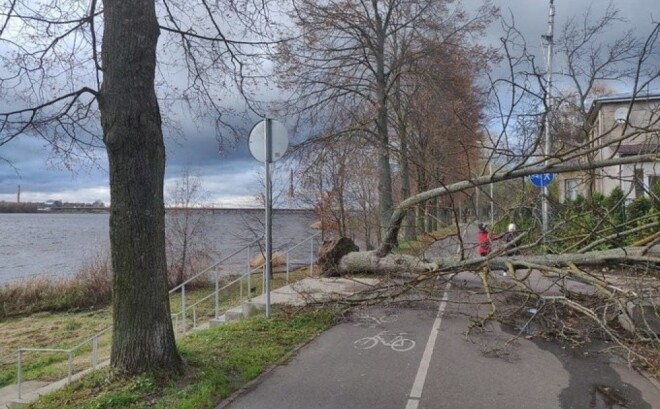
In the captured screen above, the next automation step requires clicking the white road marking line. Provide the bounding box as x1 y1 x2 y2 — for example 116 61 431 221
407 282 451 401
405 398 419 409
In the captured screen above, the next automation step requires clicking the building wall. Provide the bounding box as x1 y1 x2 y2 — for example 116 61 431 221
558 97 660 202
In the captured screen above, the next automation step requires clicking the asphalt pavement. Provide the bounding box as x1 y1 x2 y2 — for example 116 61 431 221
219 281 660 409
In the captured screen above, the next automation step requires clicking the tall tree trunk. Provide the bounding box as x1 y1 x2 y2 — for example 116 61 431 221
338 190 346 237
416 168 427 234
100 0 182 374
374 15 394 245
377 139 393 240
399 123 415 242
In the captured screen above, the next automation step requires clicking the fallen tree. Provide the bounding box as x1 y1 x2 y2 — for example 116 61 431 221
326 152 660 375
339 245 660 275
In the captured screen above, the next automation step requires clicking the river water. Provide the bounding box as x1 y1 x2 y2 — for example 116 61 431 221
0 210 317 284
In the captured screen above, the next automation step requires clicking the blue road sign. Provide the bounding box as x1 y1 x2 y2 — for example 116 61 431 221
529 173 554 187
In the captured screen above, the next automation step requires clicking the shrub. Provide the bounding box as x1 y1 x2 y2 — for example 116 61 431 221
627 196 651 223
605 186 625 224
0 254 112 318
651 180 660 212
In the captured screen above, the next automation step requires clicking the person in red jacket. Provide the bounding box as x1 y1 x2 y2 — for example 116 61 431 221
477 223 502 256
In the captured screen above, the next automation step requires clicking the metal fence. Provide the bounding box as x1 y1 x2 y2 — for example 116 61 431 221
6 232 322 401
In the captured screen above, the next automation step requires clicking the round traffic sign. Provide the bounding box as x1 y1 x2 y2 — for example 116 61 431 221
248 119 289 163
529 173 554 188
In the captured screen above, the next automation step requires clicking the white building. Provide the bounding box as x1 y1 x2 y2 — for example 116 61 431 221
558 90 660 202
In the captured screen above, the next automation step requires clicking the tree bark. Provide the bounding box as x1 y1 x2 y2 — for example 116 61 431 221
100 0 182 374
376 153 659 256
340 247 659 275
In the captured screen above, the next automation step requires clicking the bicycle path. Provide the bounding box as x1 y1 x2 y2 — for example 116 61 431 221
220 305 437 409
218 283 660 409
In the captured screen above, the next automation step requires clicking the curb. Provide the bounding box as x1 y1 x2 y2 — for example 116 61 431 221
214 331 324 409
636 368 660 392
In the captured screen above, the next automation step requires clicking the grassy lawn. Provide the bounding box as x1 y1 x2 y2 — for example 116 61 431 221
0 269 312 389
28 306 335 409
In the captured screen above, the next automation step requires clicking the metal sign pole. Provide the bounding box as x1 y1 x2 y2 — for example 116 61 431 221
248 117 288 320
542 0 555 237
264 118 272 318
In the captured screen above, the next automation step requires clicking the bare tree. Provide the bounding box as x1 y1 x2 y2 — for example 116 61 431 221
294 133 380 245
0 0 278 375
276 0 497 239
166 168 212 286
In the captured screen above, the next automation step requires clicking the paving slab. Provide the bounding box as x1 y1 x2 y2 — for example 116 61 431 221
0 381 48 409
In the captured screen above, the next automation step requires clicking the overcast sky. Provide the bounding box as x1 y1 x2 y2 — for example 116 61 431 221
0 0 657 206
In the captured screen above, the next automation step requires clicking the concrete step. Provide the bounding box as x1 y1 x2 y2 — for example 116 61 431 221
209 316 227 328
225 308 244 322
242 301 266 318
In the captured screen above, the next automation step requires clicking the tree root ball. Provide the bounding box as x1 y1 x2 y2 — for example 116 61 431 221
318 237 359 277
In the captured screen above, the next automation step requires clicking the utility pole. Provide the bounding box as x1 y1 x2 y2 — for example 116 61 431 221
541 0 555 236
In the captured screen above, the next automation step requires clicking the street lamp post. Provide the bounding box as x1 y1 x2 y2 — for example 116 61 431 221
542 0 555 236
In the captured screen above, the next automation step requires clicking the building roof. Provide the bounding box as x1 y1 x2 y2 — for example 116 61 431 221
610 143 660 156
591 89 660 105
588 89 660 124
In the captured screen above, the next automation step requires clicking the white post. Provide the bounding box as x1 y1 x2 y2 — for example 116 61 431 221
67 351 73 383
310 239 314 275
286 252 290 283
17 350 22 401
241 246 252 301
181 285 187 335
214 270 220 318
92 336 98 368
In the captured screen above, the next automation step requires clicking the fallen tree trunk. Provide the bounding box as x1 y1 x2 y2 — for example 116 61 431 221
339 251 440 275
376 154 660 257
339 247 660 275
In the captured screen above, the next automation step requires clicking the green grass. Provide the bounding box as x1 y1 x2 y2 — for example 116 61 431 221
0 269 312 389
28 306 335 409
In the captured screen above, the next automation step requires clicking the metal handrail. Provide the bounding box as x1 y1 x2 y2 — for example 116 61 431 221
284 231 321 280
15 328 111 402
16 348 72 400
172 263 267 333
169 236 262 293
10 231 318 401
284 232 321 253
171 231 322 332
184 266 264 312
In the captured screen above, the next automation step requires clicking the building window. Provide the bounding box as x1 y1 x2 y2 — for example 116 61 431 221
565 179 580 201
634 168 645 197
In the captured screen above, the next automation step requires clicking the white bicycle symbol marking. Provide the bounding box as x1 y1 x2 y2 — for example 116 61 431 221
352 314 399 328
354 331 415 352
